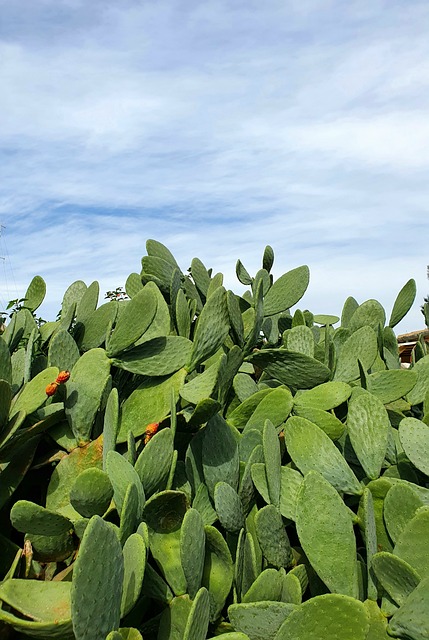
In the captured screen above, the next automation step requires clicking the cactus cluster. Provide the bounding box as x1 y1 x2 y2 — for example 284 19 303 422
0 242 429 639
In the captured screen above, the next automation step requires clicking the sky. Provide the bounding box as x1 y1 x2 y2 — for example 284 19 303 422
1 0 429 333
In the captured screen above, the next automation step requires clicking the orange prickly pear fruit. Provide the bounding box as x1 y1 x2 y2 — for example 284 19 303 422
45 382 59 397
144 422 160 444
56 370 70 384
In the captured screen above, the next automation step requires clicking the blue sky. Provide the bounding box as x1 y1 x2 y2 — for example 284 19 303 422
1 0 429 332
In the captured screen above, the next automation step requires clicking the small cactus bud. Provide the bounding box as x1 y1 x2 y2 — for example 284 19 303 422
56 370 70 384
144 422 160 444
45 382 59 397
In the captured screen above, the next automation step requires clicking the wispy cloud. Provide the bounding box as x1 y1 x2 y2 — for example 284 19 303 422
1 0 428 330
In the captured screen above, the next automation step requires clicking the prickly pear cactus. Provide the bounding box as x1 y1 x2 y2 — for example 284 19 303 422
1 244 428 638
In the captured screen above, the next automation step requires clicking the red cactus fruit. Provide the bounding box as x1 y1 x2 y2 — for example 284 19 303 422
56 370 70 384
45 382 59 397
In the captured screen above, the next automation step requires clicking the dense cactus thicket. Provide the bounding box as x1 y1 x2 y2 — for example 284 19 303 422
0 239 429 640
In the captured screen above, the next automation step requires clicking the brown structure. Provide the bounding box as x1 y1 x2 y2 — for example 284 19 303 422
397 328 429 364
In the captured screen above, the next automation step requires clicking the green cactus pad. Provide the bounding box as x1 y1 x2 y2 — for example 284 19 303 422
134 427 173 498
242 568 283 603
389 278 417 328
0 380 12 434
180 357 223 405
192 483 218 525
228 389 273 429
292 404 345 440
106 450 145 518
106 286 157 357
348 299 386 333
157 594 193 640
279 466 303 521
214 481 245 532
65 348 110 444
371 552 420 606
9 366 59 419
255 505 292 568
228 601 296 640
280 570 302 605
183 587 210 640
251 462 270 504
262 420 281 509
0 579 73 639
244 387 293 434
10 499 72 535
0 337 12 385
246 349 330 389
263 265 309 317
46 434 103 519
75 281 99 324
69 467 113 518
121 533 146 617
239 444 263 515
202 525 234 621
112 336 192 377
406 355 429 405
366 369 417 405
27 528 75 562
284 416 362 495
202 414 240 497
103 388 119 471
118 368 186 443
388 575 429 640
393 507 429 577
333 326 378 382
284 325 314 357
347 389 389 480
23 275 46 312
275 593 369 640
296 471 359 598
398 417 429 475
186 286 230 372
0 438 37 510
357 488 378 601
233 529 252 601
383 482 424 543
240 428 263 462
180 508 206 599
48 327 80 372
144 490 188 595
125 272 144 298
71 516 124 640
119 482 139 545
106 630 143 640
78 301 118 351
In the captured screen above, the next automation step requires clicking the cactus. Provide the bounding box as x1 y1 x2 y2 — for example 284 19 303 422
180 508 206 599
0 579 73 638
389 278 417 328
71 515 124 640
275 594 369 640
383 482 424 543
228 601 297 640
333 326 378 382
121 533 146 618
398 416 429 476
65 348 110 444
347 388 389 480
2 241 429 638
284 416 362 495
295 471 359 598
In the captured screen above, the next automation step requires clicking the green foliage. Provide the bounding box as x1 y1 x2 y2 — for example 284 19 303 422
1 239 428 638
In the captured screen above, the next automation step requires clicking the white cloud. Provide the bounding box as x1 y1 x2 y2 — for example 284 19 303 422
0 0 428 334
